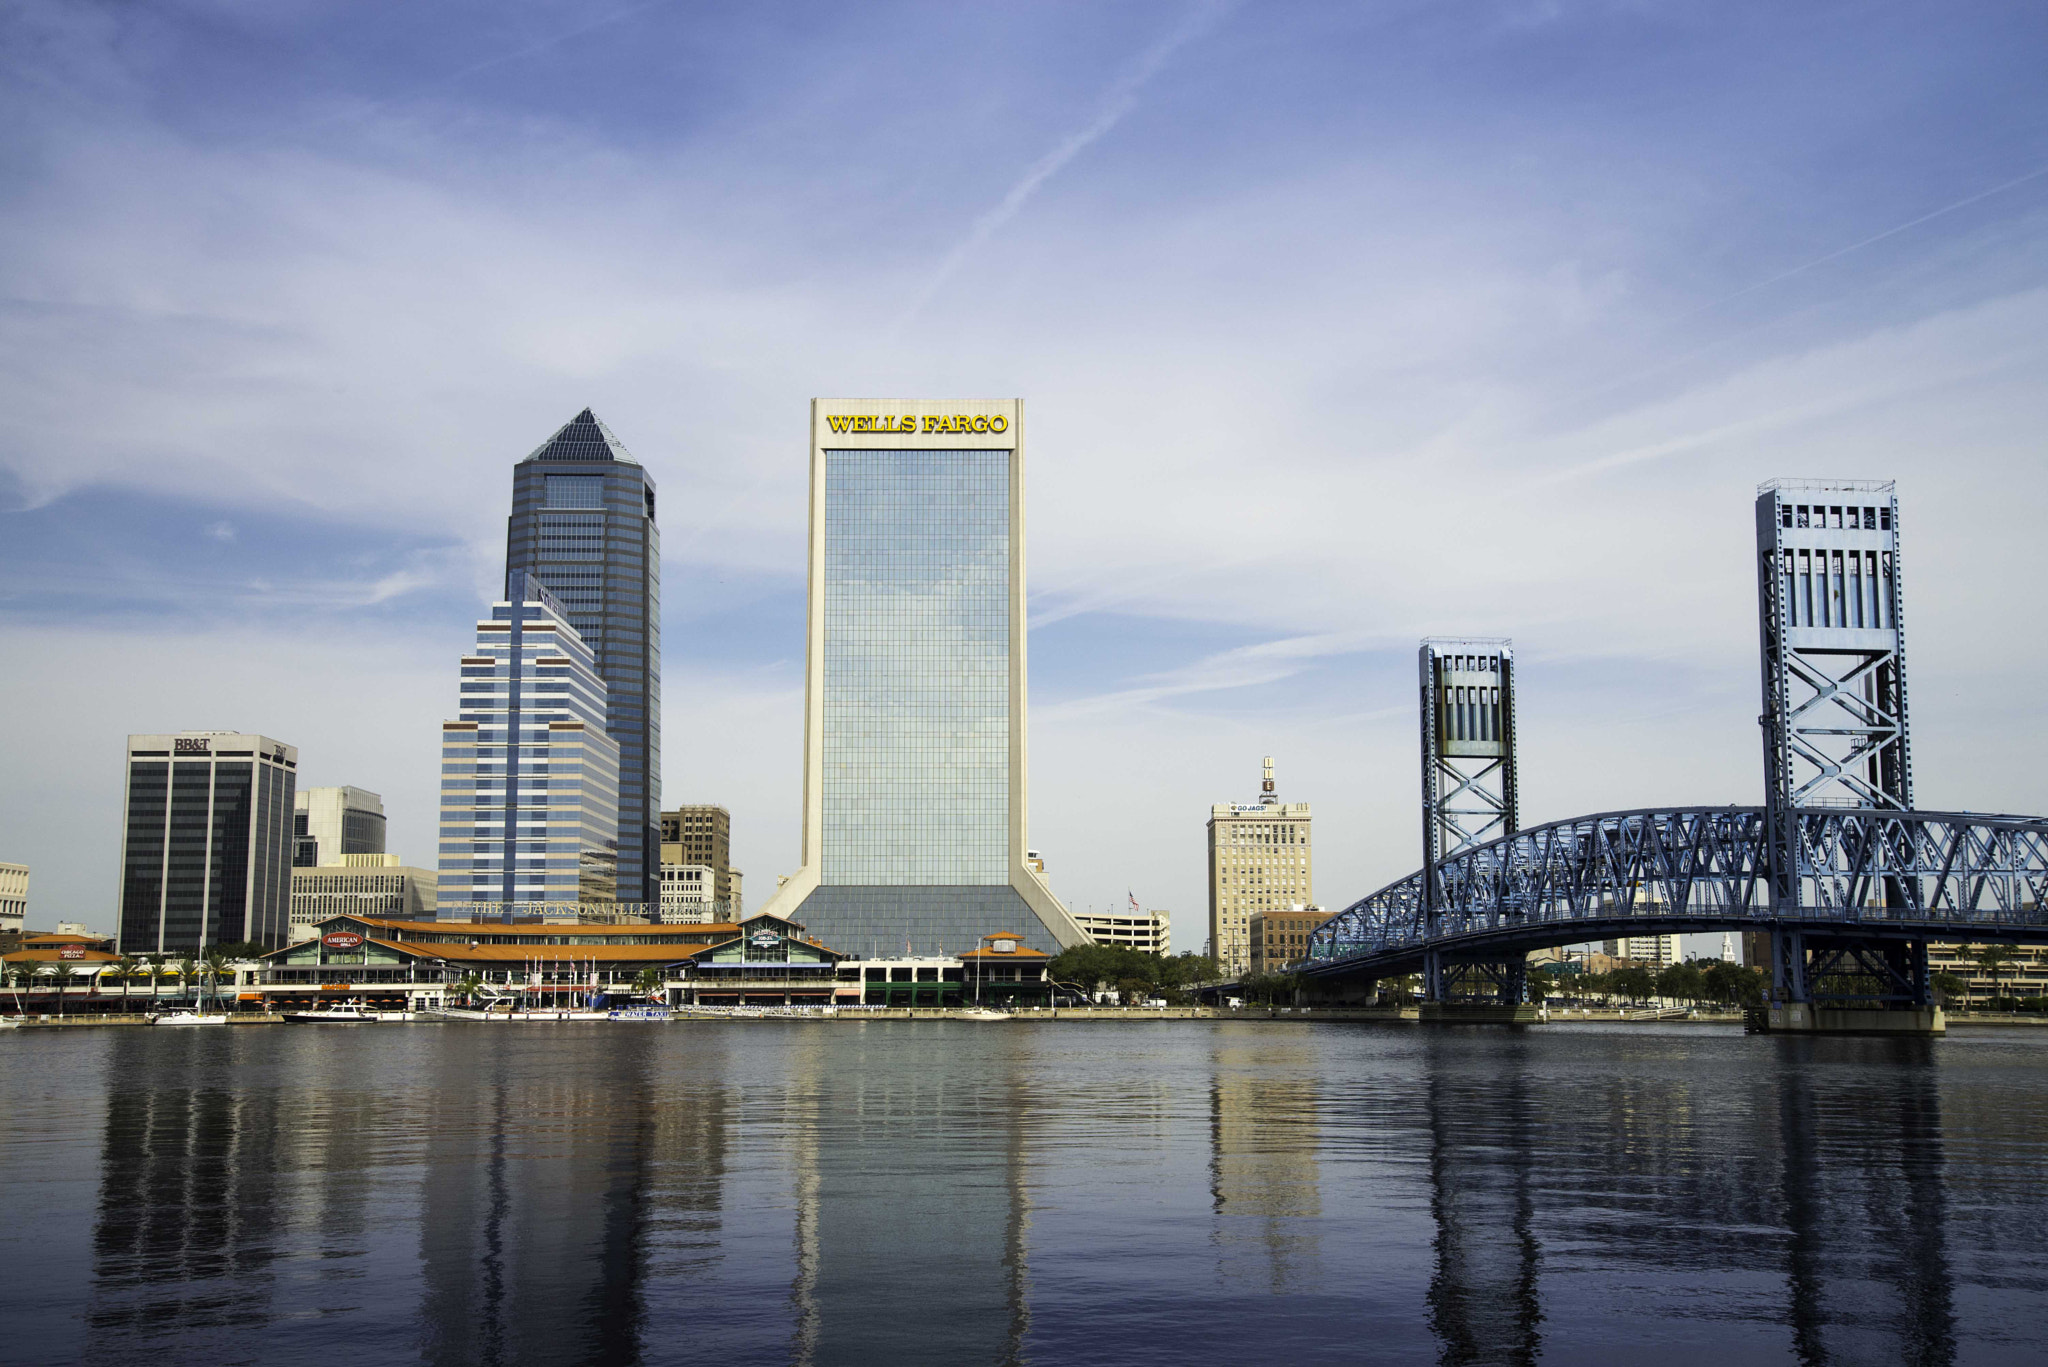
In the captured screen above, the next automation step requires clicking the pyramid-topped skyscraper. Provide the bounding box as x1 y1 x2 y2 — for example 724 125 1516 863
504 408 661 906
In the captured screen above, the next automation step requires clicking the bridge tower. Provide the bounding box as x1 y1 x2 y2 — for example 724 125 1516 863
1419 639 1520 1004
1755 479 1926 1015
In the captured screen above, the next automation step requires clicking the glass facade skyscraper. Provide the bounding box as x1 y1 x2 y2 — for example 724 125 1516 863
436 577 624 914
505 410 660 906
117 732 297 954
757 400 1084 955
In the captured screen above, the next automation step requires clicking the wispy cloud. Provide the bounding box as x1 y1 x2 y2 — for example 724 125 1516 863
893 0 1237 331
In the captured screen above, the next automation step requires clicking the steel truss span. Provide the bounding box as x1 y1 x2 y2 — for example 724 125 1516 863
1303 807 2048 980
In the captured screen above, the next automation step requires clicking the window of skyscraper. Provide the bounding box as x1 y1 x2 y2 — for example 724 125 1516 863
821 449 1009 886
545 475 607 508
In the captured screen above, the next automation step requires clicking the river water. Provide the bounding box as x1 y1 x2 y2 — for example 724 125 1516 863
4 1020 2047 1366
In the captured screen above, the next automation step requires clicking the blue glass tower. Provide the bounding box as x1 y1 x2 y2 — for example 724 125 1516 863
505 410 661 906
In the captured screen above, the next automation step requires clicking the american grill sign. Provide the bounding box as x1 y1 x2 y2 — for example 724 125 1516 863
322 931 366 951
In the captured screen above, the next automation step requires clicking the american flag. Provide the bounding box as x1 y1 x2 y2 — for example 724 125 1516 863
1128 891 1140 914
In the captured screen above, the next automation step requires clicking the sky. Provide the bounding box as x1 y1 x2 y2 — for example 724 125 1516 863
3 1 2047 956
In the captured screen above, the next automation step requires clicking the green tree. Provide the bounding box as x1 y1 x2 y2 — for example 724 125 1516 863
1931 971 1968 1006
632 966 664 1000
1702 960 1764 1007
1656 961 1707 1005
1525 966 1558 1004
175 957 199 1005
1610 966 1653 1004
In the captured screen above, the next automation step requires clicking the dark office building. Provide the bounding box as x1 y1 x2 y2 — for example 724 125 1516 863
505 409 662 906
118 732 297 954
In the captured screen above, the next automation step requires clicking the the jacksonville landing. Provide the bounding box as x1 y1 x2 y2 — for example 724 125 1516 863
756 399 1086 955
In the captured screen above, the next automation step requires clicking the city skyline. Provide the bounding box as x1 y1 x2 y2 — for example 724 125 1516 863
4 5 2048 939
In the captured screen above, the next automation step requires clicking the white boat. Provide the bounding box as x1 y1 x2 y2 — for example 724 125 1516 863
958 1008 1012 1021
152 1011 228 1026
282 1005 375 1023
0 1017 21 1030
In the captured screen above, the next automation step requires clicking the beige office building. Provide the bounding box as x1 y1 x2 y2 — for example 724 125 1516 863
659 862 718 923
0 862 25 936
661 806 741 913
1207 758 1313 978
290 855 437 941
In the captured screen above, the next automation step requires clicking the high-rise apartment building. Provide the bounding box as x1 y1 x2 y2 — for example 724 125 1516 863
1604 934 1681 968
293 786 386 867
436 576 624 917
118 732 297 954
1208 758 1313 978
505 409 661 905
661 806 738 910
757 399 1084 955
0 862 26 936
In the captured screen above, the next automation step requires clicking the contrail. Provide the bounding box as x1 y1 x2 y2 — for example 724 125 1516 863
894 0 1236 332
1679 160 2048 321
1536 159 2048 422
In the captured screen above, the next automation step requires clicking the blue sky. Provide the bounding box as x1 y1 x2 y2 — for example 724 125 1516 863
3 1 2047 950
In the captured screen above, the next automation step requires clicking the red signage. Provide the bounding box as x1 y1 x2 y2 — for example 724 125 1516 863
322 932 366 950
58 945 86 960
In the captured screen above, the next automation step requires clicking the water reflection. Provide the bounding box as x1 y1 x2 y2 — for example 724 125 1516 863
17 1023 2048 1364
1209 1035 1323 1291
1775 1039 1955 1367
1423 1036 1540 1367
791 1023 1033 1367
89 1035 284 1339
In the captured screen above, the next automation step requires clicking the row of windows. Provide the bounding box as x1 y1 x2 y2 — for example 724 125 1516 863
1779 502 1890 531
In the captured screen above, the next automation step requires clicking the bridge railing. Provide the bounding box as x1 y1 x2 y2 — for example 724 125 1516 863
1307 807 2048 972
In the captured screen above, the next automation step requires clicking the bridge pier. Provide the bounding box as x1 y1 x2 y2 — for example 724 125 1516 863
1417 953 1541 1024
1761 930 1945 1036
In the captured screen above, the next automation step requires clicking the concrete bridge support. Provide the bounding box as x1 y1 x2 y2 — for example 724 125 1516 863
1419 951 1541 1024
1763 929 1944 1036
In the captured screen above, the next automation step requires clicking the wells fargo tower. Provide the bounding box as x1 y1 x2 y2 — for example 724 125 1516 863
505 409 661 906
755 399 1085 954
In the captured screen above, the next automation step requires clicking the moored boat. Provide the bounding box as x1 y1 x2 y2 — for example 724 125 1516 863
152 1011 228 1026
282 1005 375 1023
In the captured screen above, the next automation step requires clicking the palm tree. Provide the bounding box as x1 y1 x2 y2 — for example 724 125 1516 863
111 954 139 1010
451 973 483 1007
201 948 232 1012
175 957 199 1007
137 957 160 1007
6 958 36 1015
1975 944 2018 1009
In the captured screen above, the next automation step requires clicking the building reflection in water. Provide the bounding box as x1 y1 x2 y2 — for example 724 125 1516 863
1412 1032 1964 1367
416 1028 718 1367
1776 1038 1955 1367
785 1024 1033 1367
88 1033 287 1341
1422 1036 1541 1367
1208 1033 1323 1292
